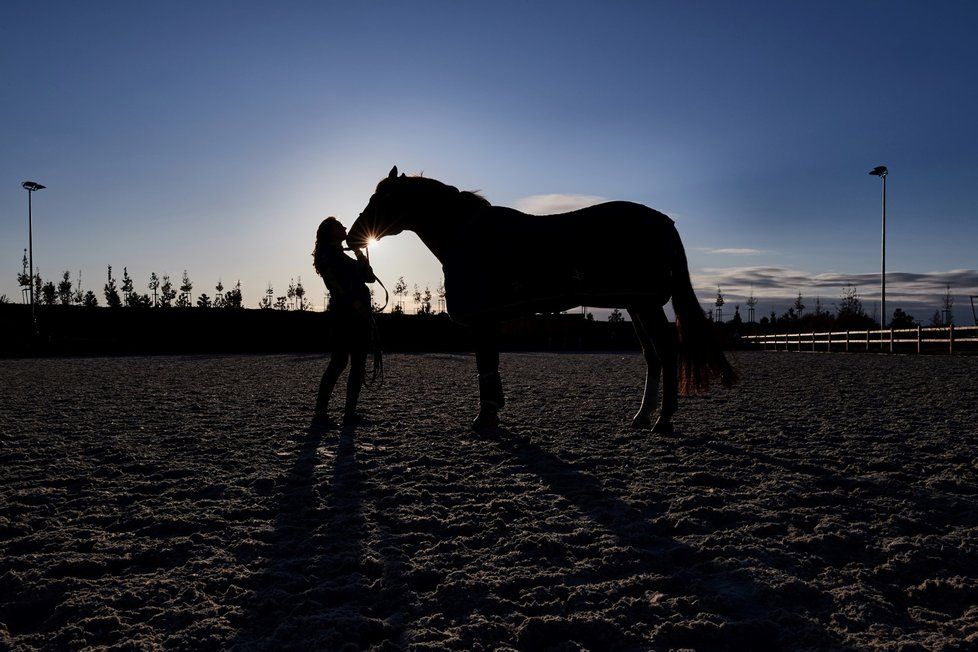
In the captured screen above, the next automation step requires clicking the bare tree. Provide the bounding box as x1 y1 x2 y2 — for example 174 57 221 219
295 277 307 310
836 284 872 328
942 283 954 325
122 267 134 305
793 292 805 319
287 278 296 310
17 249 31 303
72 270 84 305
746 290 758 323
177 270 193 307
259 283 274 309
393 276 407 313
436 279 446 313
148 272 160 307
33 270 42 304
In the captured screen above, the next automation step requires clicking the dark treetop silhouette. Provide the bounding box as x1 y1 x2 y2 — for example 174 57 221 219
348 167 736 432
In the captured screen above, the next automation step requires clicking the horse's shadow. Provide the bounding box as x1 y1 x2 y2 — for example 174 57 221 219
481 426 843 649
231 421 848 649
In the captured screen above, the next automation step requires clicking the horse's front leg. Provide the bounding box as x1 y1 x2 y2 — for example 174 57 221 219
472 323 504 431
627 309 661 429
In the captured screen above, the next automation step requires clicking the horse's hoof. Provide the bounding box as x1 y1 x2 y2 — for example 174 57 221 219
472 408 500 432
651 417 674 434
631 414 653 429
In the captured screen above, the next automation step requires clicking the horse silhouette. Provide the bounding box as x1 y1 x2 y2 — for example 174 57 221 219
349 166 736 432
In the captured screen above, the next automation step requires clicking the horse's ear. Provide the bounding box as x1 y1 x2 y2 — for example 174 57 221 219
400 173 406 178
388 166 398 179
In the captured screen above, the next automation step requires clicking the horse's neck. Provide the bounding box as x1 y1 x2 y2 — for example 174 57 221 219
407 205 469 264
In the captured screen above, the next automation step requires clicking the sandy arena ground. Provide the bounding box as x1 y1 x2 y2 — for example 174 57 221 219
1 351 977 650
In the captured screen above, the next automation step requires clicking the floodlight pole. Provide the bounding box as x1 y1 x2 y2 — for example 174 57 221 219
869 166 888 327
22 181 46 329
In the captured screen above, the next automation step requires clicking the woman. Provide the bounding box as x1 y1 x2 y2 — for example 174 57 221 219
312 216 376 428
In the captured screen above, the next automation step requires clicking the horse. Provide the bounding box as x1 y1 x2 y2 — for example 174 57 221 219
348 166 736 432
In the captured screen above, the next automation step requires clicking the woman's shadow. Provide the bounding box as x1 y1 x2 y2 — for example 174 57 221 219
231 425 391 649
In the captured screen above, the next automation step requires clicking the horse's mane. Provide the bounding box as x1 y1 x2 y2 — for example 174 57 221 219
459 189 491 208
387 174 491 209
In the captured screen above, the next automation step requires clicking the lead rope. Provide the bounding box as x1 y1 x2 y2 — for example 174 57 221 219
362 249 389 388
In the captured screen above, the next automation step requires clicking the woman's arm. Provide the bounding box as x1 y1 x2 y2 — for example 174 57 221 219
353 249 377 282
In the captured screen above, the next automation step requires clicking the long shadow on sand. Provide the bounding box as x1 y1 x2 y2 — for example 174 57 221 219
698 438 978 621
486 427 844 649
231 428 379 649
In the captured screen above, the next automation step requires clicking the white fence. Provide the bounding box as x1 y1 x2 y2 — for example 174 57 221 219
743 325 978 354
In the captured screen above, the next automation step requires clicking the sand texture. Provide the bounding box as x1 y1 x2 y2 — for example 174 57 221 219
2 351 977 650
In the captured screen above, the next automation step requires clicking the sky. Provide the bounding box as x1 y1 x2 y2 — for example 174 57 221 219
2 1 976 322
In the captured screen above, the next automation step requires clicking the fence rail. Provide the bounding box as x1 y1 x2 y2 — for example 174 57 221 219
743 325 978 354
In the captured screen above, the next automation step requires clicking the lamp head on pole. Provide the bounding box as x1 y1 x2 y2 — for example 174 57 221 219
22 181 46 192
868 166 888 179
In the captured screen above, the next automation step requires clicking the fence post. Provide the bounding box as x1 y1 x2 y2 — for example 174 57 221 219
866 330 870 351
889 328 894 353
812 331 816 352
917 325 921 354
949 324 954 354
827 331 832 352
845 330 850 352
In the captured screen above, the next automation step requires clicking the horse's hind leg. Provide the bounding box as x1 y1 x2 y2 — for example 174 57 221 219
628 307 661 429
472 322 504 431
647 305 679 433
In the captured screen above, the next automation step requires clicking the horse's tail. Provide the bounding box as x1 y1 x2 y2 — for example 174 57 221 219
669 224 738 395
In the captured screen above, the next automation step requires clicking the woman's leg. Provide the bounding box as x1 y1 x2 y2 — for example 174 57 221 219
342 313 373 422
315 348 350 420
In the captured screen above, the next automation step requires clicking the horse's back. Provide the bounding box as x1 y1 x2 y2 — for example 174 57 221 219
444 201 678 321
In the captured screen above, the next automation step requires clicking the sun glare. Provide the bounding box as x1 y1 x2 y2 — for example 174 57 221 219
366 237 379 248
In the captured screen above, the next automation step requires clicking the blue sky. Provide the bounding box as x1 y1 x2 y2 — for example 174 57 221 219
2 1 976 321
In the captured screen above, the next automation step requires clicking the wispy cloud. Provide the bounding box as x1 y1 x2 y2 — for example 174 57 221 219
513 193 608 215
696 247 767 256
690 266 978 318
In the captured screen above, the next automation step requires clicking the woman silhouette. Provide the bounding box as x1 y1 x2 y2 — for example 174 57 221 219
312 216 376 428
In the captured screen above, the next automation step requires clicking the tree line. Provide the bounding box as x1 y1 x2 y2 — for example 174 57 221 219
9 251 958 326
716 282 961 332
5 251 452 314
5 250 287 310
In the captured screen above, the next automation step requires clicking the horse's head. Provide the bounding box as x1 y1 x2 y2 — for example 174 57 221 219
348 166 410 249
